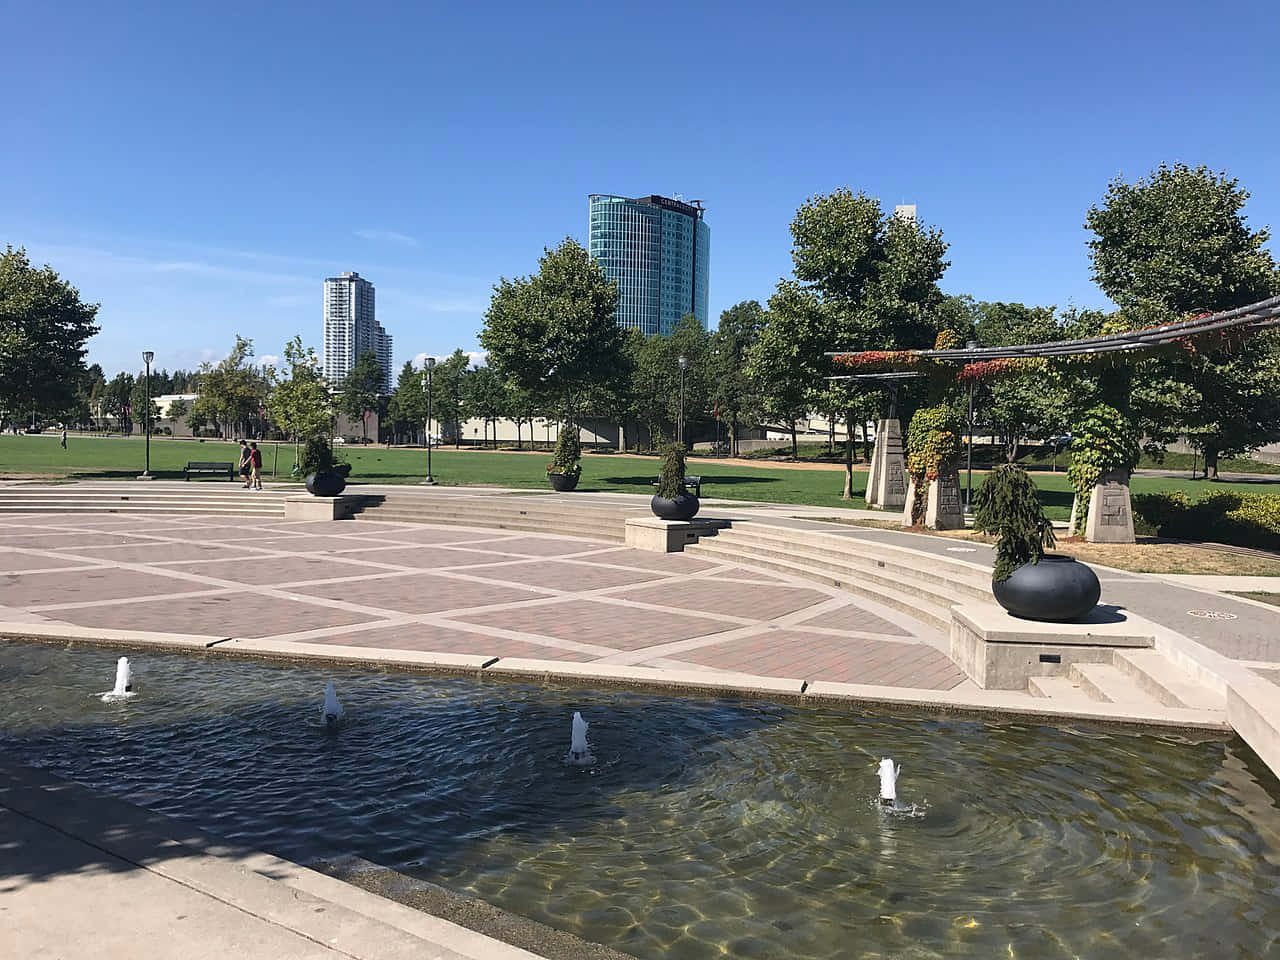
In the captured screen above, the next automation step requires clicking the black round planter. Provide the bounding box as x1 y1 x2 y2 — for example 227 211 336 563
651 491 700 521
305 471 347 497
991 554 1101 622
547 471 579 492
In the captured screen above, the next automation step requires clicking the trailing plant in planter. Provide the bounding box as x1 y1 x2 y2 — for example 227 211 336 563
546 426 582 491
651 442 699 520
905 404 962 524
1066 404 1140 536
975 462 1099 621
973 464 1055 581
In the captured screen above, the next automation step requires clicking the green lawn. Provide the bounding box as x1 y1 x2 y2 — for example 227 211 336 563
3 433 1277 519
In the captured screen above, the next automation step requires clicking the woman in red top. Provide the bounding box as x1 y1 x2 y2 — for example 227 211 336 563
249 442 264 490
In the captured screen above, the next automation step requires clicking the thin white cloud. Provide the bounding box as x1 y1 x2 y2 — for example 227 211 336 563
355 228 420 248
412 351 487 369
259 354 280 369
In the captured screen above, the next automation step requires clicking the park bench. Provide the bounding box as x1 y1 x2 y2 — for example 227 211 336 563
184 461 236 481
651 475 702 497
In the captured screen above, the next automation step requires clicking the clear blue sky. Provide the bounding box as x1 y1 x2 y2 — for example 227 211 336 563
4 0 1277 377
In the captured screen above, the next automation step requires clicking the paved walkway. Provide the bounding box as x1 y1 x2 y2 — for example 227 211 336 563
0 511 964 691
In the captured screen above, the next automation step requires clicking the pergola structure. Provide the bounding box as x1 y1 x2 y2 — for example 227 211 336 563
820 294 1280 539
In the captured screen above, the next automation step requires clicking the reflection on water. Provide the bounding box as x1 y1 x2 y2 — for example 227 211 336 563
2 639 1279 959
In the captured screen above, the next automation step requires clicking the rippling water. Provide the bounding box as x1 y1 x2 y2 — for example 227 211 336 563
2 639 1279 959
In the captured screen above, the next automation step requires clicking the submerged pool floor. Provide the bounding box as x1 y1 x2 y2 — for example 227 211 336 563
2 639 1278 960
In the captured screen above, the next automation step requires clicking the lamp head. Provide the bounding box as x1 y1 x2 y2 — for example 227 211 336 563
142 350 154 365
678 355 688 370
427 357 436 370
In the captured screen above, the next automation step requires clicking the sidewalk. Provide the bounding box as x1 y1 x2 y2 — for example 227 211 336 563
0 762 546 960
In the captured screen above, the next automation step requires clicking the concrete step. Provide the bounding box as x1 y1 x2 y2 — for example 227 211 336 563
1113 649 1226 711
684 539 952 635
712 524 992 599
352 511 624 542
704 530 987 607
1028 675 1102 702
1068 662 1164 708
0 504 284 517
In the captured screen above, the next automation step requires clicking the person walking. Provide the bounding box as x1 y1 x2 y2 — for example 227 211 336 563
238 439 251 488
249 441 264 490
59 426 67 449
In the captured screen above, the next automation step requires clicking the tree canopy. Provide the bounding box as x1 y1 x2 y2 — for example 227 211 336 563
0 246 100 426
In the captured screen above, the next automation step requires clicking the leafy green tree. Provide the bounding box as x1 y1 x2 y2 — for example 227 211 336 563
774 190 951 497
386 360 426 445
1086 163 1280 476
338 351 384 441
192 336 268 438
480 238 624 424
974 302 1071 461
268 337 333 463
0 246 100 427
463 364 509 447
128 372 161 436
747 283 819 458
168 397 189 432
429 349 471 446
709 301 766 456
104 372 134 434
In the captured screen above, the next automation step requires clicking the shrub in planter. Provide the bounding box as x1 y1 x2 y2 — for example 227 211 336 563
299 437 347 496
1066 404 1140 536
546 426 582 491
974 463 1099 621
651 442 699 520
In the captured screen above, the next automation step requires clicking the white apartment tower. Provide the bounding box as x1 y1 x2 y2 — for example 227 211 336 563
323 271 392 393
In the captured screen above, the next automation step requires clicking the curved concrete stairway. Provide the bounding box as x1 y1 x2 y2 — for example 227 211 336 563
350 491 632 542
0 482 288 519
686 521 1227 716
685 522 989 635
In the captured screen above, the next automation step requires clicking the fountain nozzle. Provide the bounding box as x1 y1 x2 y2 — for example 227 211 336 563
322 681 344 725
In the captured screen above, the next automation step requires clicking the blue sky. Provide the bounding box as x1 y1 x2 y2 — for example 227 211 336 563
4 0 1277 376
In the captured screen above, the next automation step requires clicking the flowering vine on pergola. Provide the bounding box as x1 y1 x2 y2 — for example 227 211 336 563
825 294 1280 382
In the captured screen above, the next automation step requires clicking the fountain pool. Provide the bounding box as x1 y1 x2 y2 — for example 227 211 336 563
1 638 1278 959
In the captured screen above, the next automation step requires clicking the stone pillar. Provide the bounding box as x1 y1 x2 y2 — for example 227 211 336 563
1084 468 1135 543
865 420 884 507
867 419 907 510
925 471 965 530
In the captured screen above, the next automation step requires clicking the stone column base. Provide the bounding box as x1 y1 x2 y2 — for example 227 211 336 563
1084 469 1135 543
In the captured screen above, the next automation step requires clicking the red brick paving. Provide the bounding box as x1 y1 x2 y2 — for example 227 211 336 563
306 623 594 661
676 630 964 689
52 591 380 637
617 578 829 620
0 513 963 691
289 572 554 614
456 598 732 651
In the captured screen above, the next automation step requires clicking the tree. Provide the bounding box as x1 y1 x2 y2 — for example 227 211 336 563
338 351 383 441
168 398 190 432
268 336 333 464
463 364 508 447
1086 163 1280 476
427 349 471 446
386 361 426 445
747 284 819 459
753 192 951 496
192 336 268 438
709 301 767 455
480 238 624 423
128 372 161 435
0 247 99 427
974 302 1071 461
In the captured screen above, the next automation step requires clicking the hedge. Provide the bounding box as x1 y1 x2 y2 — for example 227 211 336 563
1131 491 1280 552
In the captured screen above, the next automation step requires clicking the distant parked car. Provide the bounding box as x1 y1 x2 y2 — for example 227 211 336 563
331 436 347 444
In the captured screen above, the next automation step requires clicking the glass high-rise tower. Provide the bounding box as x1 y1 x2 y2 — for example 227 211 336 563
588 194 710 335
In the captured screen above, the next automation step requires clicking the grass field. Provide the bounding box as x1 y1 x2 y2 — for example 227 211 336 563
2 434 1277 519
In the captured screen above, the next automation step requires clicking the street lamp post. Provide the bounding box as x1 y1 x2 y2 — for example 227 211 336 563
964 340 977 514
677 354 688 447
421 358 436 485
138 350 154 479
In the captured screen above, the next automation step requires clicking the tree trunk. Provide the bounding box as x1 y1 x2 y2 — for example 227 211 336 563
842 409 856 500
790 420 798 459
516 419 522 450
1204 446 1220 480
828 416 835 455
860 419 872 463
